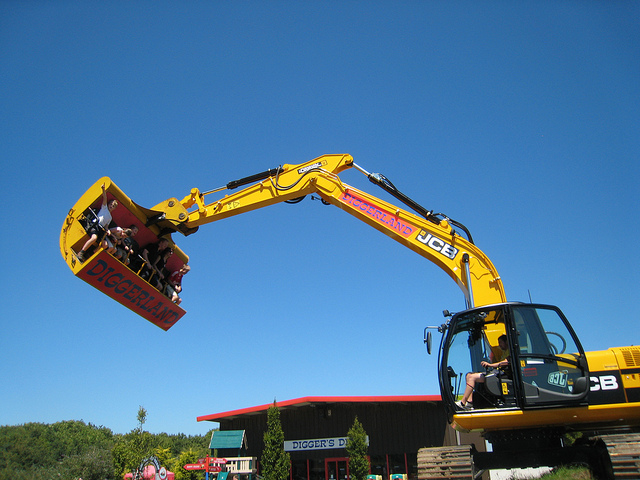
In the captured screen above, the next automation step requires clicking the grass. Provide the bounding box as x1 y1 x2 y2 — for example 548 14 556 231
536 466 592 480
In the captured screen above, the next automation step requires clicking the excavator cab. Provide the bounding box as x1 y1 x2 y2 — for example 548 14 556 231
438 303 589 421
60 177 188 330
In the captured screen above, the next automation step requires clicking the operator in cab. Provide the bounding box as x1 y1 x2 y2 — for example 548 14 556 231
457 334 510 410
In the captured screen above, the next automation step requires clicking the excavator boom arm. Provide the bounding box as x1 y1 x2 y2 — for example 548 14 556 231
163 154 506 308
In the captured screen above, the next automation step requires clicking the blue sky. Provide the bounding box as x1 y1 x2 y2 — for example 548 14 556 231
1 1 638 436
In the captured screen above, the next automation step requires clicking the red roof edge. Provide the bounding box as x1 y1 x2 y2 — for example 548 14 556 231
197 395 442 423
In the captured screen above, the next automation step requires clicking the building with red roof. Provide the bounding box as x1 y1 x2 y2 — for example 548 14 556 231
198 395 483 480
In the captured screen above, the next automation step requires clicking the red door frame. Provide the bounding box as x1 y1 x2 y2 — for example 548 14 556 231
324 457 349 480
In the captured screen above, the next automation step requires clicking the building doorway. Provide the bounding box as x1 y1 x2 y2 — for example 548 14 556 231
325 458 349 480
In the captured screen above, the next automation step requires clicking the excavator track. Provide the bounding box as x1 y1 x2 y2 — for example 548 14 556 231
417 445 474 480
598 433 640 479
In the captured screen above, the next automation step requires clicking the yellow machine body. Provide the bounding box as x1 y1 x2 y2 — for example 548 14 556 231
61 155 638 453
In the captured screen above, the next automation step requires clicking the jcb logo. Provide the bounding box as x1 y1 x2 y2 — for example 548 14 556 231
590 375 619 391
416 231 459 260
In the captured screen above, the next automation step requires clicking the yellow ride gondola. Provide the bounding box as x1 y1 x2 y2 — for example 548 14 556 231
60 177 188 330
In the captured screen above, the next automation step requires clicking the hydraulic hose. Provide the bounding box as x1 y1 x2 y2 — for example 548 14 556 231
353 163 475 244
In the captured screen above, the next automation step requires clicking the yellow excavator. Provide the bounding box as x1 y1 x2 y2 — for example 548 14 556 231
61 154 640 478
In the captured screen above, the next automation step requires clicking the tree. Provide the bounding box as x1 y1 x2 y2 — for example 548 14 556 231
0 418 210 480
346 417 369 480
173 448 201 480
154 446 173 468
60 445 116 480
0 421 115 480
261 401 290 480
112 406 154 478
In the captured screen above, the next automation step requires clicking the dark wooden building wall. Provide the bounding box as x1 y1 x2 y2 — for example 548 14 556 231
216 400 448 460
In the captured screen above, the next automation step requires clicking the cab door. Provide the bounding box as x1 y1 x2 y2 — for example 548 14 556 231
509 305 589 407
